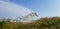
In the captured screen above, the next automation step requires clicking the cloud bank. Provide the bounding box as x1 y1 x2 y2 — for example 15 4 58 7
0 1 32 18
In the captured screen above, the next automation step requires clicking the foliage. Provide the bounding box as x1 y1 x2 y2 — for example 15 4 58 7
0 17 60 29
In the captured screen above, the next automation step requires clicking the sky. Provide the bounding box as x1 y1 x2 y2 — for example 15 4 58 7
0 0 32 18
0 0 60 18
10 0 60 17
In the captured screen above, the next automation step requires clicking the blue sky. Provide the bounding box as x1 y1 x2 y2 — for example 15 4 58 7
10 0 60 17
0 0 60 18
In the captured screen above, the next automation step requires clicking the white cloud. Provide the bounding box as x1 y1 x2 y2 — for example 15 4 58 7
57 10 60 13
55 9 60 16
0 1 32 18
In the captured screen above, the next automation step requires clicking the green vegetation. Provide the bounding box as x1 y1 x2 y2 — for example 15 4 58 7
0 17 60 29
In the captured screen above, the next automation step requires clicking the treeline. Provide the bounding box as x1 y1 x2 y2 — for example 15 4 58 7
0 17 60 29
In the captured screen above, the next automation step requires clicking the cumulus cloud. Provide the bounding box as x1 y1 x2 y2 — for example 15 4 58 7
0 1 32 18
